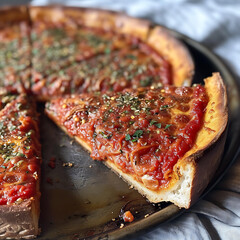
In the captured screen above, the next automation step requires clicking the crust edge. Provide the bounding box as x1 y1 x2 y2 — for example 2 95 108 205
0 6 30 25
147 26 194 87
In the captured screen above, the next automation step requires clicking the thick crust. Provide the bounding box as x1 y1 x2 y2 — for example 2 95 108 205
0 6 29 24
177 72 228 207
113 14 150 41
147 26 194 87
30 6 150 41
29 6 68 24
0 198 40 239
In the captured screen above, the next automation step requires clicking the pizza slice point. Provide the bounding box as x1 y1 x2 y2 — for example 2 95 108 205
45 73 227 208
0 7 31 94
0 94 41 239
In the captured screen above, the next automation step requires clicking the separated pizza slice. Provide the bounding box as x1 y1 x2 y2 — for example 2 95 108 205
0 94 41 239
30 6 194 101
0 7 31 94
45 73 227 208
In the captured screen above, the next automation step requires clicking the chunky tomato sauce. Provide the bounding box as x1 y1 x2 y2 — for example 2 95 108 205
47 85 208 190
0 94 41 205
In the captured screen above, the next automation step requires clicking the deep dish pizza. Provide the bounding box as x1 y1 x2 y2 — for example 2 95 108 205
0 5 227 240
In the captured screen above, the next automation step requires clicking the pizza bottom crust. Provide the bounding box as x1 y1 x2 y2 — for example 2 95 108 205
0 197 40 239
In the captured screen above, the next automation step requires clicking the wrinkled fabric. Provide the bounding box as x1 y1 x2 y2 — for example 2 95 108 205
25 0 240 238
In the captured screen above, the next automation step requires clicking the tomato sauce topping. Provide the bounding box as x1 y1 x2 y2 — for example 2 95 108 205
31 23 171 99
0 94 41 205
47 85 208 190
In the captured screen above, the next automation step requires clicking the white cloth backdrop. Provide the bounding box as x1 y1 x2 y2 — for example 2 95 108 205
15 0 240 239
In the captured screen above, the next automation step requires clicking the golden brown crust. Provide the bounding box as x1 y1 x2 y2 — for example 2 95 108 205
113 14 150 41
29 6 68 24
30 6 150 41
176 72 228 207
183 73 228 159
64 7 119 31
147 26 194 86
0 6 29 24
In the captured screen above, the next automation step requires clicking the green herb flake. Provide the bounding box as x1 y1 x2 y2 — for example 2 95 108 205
140 76 153 87
26 130 34 137
160 105 169 111
125 134 131 141
164 124 172 130
126 54 137 60
100 132 112 139
150 120 157 126
132 130 143 140
155 123 162 128
0 165 6 169
9 125 16 132
17 153 25 157
104 47 111 54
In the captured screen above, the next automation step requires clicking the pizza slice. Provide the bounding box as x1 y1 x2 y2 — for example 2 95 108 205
0 94 41 239
30 6 194 101
0 7 31 94
45 73 227 208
